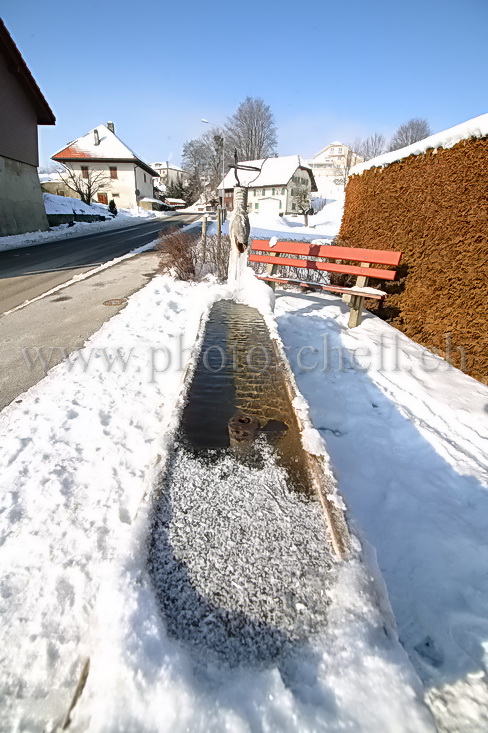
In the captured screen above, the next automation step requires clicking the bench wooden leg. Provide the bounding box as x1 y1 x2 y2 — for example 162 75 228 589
348 295 365 327
348 261 370 327
265 250 279 291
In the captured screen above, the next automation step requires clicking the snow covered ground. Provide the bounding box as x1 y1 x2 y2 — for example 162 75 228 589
0 272 435 732
209 194 345 242
275 292 488 732
1 202 487 731
0 193 172 253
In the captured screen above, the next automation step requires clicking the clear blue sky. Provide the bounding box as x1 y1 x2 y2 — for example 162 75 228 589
3 0 488 167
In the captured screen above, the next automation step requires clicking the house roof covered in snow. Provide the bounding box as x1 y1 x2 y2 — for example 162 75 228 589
219 155 317 191
152 161 187 173
0 19 55 125
350 113 488 176
313 141 345 157
52 124 158 177
38 172 63 183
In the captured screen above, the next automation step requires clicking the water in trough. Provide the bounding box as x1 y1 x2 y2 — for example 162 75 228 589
148 300 339 674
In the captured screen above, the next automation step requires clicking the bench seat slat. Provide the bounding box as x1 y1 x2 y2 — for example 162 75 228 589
256 275 386 300
249 253 397 280
251 239 402 267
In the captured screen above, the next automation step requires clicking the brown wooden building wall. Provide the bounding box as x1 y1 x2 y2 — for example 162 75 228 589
0 50 39 167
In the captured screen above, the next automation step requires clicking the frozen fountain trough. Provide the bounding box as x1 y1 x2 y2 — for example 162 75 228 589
148 297 352 669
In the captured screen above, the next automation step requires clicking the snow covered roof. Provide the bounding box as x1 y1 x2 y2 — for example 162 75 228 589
313 141 345 157
219 155 317 191
52 124 158 177
152 162 186 172
165 197 186 204
38 172 63 183
350 113 488 176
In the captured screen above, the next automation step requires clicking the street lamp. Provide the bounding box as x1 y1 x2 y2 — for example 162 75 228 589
201 118 225 209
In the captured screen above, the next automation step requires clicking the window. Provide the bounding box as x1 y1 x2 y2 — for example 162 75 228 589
281 187 285 195
255 203 259 210
144 173 147 182
291 203 296 210
262 189 265 196
279 200 282 209
272 188 275 195
81 166 88 179
110 166 118 179
112 193 120 197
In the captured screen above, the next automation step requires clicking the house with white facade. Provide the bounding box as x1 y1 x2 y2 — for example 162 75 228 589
219 155 317 216
308 142 363 192
52 123 158 209
152 161 189 188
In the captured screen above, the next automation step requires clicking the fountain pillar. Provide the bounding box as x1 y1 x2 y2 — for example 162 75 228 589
227 187 250 286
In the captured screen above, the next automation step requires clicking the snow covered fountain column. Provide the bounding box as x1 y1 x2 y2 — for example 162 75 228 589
227 186 250 286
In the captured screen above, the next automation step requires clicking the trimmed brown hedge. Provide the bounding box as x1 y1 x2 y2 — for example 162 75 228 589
339 137 488 383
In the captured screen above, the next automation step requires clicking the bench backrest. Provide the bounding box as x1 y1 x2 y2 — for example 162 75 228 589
249 239 402 281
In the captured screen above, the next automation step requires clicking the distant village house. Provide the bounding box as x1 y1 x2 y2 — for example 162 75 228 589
152 161 189 189
52 123 158 209
308 142 363 191
0 19 55 236
219 155 317 216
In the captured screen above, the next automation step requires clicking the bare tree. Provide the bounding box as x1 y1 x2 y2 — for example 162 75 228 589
38 163 64 175
224 97 277 161
388 118 431 151
201 128 225 190
59 165 110 205
292 182 312 226
355 133 386 160
182 131 225 199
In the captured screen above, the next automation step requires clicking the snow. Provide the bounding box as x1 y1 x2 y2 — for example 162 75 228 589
52 124 157 177
274 292 488 731
0 271 434 731
38 172 63 183
219 154 314 190
210 195 345 242
43 192 104 215
1 187 487 730
350 112 488 175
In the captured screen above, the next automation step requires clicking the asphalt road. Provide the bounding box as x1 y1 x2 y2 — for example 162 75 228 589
0 213 199 313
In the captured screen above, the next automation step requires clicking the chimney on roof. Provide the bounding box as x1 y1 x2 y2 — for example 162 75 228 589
107 121 115 134
94 128 100 146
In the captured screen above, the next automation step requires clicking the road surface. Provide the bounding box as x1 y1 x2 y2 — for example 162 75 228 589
0 213 198 314
0 213 200 409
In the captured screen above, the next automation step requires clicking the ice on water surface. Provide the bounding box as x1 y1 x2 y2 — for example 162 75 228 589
148 437 338 672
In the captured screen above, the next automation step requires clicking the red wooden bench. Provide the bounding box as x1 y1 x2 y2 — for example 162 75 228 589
249 239 402 327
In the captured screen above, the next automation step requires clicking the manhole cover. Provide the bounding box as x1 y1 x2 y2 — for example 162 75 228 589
103 298 127 306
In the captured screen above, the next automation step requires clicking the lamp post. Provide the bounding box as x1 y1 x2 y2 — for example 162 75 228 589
201 118 225 211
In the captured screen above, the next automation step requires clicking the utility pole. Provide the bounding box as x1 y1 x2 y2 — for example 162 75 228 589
217 205 222 263
202 214 207 263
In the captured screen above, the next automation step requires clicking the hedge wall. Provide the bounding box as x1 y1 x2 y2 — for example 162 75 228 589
339 137 488 382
